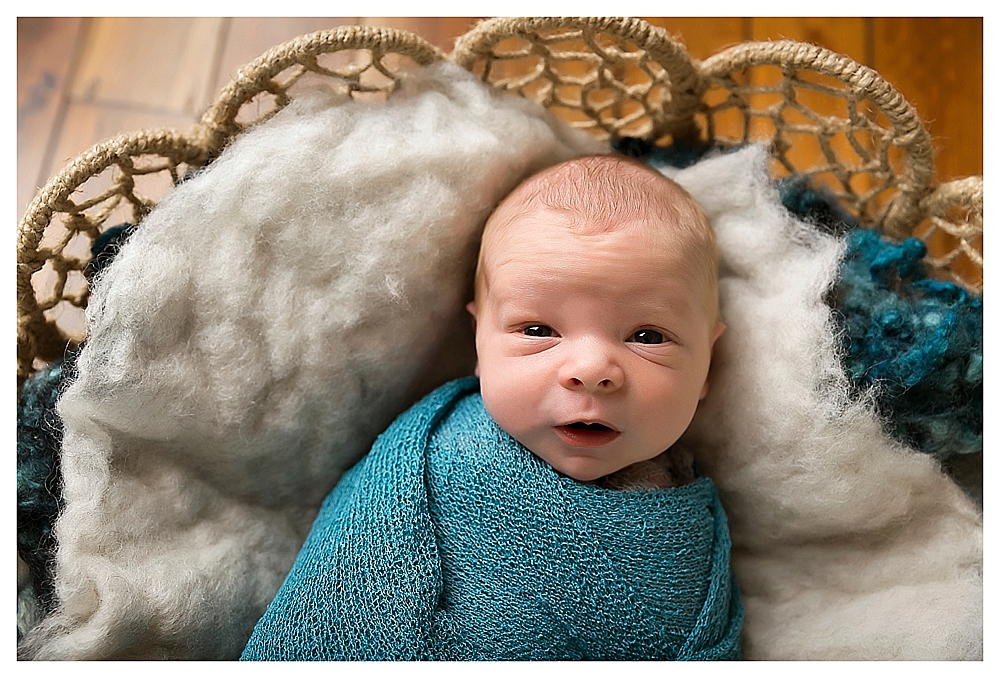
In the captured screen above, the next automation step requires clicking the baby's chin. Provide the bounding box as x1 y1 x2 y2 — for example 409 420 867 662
520 435 671 483
541 454 629 483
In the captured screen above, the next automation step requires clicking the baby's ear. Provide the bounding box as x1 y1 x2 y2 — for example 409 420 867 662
466 301 480 377
711 321 725 347
700 322 726 400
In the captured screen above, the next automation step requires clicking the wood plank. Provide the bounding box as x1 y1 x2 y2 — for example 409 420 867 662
71 17 225 116
751 17 867 64
29 101 201 345
642 17 747 60
873 17 982 285
873 17 983 182
210 19 483 123
358 17 485 54
44 102 195 196
741 19 870 194
17 17 86 219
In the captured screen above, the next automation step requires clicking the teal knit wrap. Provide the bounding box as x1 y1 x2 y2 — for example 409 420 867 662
241 377 743 661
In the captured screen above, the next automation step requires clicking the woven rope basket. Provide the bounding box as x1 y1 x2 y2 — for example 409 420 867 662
16 17 984 390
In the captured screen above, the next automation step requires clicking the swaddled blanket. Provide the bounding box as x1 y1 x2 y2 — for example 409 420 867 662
241 377 743 661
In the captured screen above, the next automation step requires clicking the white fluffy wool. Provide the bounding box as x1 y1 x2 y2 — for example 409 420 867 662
22 63 606 660
665 146 983 660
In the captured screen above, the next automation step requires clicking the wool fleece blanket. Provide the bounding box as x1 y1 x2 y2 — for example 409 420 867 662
241 377 743 661
19 63 605 660
661 146 982 660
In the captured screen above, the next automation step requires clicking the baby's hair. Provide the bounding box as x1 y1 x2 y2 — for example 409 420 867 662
476 153 720 321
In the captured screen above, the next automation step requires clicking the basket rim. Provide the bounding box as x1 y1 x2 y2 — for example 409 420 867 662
15 17 983 389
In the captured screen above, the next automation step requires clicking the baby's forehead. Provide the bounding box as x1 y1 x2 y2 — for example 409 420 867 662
483 219 705 302
501 156 699 227
514 155 672 203
477 154 718 313
495 203 665 244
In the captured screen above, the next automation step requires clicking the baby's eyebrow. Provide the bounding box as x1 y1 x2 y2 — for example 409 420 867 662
490 292 539 314
486 272 553 302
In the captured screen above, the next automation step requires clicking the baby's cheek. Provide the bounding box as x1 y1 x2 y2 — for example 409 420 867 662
479 379 516 431
480 371 535 437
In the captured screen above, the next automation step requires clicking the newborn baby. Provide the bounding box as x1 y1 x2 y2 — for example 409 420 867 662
468 153 725 491
241 154 743 661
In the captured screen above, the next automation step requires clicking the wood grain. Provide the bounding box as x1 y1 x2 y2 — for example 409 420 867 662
211 17 361 96
17 17 86 215
873 17 983 182
751 17 868 64
18 17 983 225
359 17 484 54
71 18 225 116
31 17 227 205
646 18 747 60
872 18 983 282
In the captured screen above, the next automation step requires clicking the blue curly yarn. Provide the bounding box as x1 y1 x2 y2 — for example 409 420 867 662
831 228 982 458
775 177 982 462
776 176 859 236
18 359 70 612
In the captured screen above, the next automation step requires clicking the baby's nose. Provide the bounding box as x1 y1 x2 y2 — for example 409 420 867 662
560 341 625 393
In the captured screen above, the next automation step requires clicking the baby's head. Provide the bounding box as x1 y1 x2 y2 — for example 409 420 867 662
468 153 724 482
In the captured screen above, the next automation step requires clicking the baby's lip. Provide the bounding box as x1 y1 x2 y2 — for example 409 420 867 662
554 421 621 448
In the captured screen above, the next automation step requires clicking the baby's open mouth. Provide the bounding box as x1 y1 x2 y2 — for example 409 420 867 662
566 422 612 431
555 422 621 447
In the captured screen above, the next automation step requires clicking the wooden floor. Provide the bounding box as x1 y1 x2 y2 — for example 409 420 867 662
17 17 983 224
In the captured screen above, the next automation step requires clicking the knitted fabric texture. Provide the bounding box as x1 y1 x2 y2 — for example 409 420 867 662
241 377 743 661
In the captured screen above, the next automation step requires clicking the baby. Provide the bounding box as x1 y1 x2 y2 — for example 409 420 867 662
241 153 742 661
468 153 725 490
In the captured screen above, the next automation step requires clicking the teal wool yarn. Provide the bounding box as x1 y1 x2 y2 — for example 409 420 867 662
17 359 70 613
832 228 983 459
242 378 743 660
776 177 983 462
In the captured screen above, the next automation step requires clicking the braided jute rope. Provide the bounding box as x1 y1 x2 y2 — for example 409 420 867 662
17 129 209 385
194 25 445 155
16 17 983 388
700 40 936 239
453 17 704 141
919 176 984 272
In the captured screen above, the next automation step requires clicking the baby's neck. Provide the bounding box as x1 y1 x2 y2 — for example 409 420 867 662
593 445 695 491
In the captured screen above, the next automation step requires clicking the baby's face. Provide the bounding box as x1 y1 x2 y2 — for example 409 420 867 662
470 207 723 482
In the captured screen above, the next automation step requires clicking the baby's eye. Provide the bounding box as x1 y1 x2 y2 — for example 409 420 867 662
628 329 666 345
522 325 555 338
